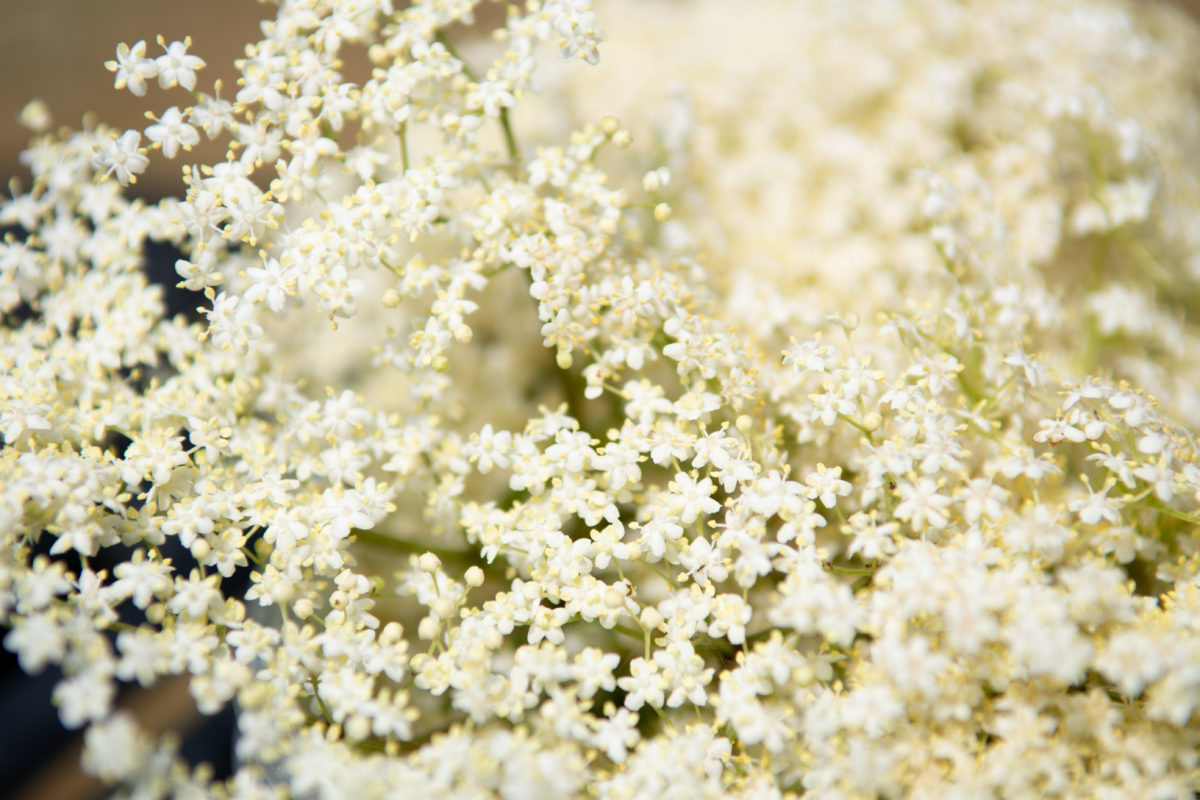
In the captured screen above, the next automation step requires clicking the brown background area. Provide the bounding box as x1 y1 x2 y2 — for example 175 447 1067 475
0 0 271 194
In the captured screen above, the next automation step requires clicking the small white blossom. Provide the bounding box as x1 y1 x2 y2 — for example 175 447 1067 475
105 40 158 96
154 36 205 90
145 106 199 159
92 129 148 185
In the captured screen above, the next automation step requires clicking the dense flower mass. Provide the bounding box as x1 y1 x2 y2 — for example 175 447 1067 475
4 0 1200 796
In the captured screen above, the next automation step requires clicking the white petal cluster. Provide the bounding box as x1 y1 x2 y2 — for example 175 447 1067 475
5 0 1200 797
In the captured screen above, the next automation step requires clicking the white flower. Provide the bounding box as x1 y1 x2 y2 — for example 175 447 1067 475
3 612 66 673
574 647 620 699
1004 347 1044 388
168 572 221 620
803 463 851 509
0 400 51 444
105 40 158 96
595 438 643 490
18 98 52 132
783 337 835 373
957 478 1009 523
465 424 513 474
466 80 515 118
1069 481 1122 526
53 669 115 729
553 3 605 64
244 256 294 312
655 640 714 707
618 657 665 710
871 634 950 699
674 390 721 421
589 706 640 762
145 106 199 159
190 88 235 138
707 593 751 645
155 35 205 90
115 628 166 686
893 477 952 532
845 512 900 561
667 472 721 524
92 129 149 185
82 714 151 782
636 516 682 560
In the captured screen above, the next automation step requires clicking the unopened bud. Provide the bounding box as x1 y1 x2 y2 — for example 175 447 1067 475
465 566 485 587
418 616 440 640
639 606 664 630
346 715 370 741
642 168 668 193
190 537 211 560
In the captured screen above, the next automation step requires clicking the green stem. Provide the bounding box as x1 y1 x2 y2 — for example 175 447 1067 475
955 369 983 407
823 560 876 576
1119 235 1172 286
399 120 410 172
556 356 587 424
482 262 514 279
353 528 477 564
499 108 520 167
434 29 520 170
837 413 875 445
435 30 479 81
610 622 643 641
310 675 334 722
1150 502 1200 526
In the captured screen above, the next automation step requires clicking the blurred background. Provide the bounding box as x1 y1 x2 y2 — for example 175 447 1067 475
1 0 1198 798
0 0 268 197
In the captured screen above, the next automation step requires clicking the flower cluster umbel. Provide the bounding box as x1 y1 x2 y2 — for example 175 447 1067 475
4 0 1200 797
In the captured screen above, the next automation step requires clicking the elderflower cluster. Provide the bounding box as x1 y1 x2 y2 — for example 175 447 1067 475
4 0 1200 797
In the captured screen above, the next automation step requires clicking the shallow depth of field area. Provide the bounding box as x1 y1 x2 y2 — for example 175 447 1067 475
4 1 1200 798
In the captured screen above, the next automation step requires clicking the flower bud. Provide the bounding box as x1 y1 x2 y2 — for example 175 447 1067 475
432 597 455 619
639 606 664 630
190 537 211 560
418 616 440 640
